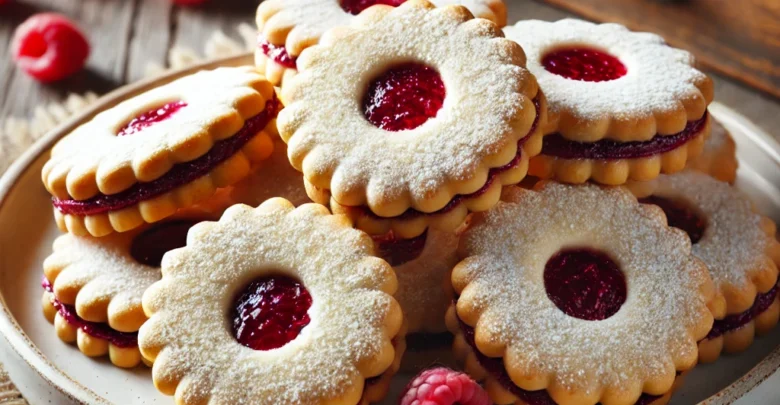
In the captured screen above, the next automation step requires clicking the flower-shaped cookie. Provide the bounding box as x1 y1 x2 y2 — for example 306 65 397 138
229 140 311 207
255 0 508 86
447 183 721 405
504 19 713 142
279 1 544 237
139 200 404 404
42 67 278 237
632 171 780 362
373 229 459 334
41 214 210 368
686 119 738 183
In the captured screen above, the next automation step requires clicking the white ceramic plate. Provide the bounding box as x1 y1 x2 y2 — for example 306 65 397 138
0 56 778 405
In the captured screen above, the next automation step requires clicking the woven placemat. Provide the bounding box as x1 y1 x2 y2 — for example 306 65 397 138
0 25 254 404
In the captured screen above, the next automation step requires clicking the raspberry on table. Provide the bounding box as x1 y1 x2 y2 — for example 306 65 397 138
400 367 490 405
11 13 90 83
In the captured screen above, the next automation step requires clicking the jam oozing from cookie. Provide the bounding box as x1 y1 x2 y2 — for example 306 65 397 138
42 277 138 348
456 315 664 405
258 37 297 69
372 231 427 266
706 283 779 339
130 220 200 267
232 275 313 351
363 63 446 132
638 196 706 244
117 101 187 137
542 48 627 82
341 0 407 15
542 113 708 160
544 248 627 321
53 97 281 216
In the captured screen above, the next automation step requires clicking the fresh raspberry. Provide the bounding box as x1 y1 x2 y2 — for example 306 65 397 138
11 13 90 83
400 367 490 405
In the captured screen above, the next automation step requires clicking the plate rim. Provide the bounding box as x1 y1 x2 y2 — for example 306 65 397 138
0 53 778 405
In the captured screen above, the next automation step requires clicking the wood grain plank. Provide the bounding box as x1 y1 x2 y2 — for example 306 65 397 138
540 0 780 99
170 0 255 57
125 0 174 82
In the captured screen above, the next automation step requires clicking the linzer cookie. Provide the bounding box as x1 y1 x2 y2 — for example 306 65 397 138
504 19 713 185
255 0 508 87
447 183 722 405
138 200 404 404
632 171 779 362
686 119 738 183
279 0 546 238
41 217 205 368
42 67 278 237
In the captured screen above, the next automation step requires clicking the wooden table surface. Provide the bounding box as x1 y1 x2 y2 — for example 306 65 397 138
0 0 778 404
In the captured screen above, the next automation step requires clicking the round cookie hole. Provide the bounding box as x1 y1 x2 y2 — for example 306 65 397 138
639 196 707 244
341 0 407 15
373 230 428 267
130 219 200 267
543 248 627 321
542 47 627 82
231 275 313 351
363 62 446 132
117 101 187 136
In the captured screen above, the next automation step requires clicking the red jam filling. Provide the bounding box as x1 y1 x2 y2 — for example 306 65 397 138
232 275 312 351
542 48 627 82
352 95 541 220
117 101 187 137
372 231 427 266
53 97 281 216
638 196 706 244
542 112 708 160
363 63 446 132
258 37 297 69
341 0 407 15
130 220 199 267
707 283 779 340
455 312 664 405
41 277 137 348
544 248 627 321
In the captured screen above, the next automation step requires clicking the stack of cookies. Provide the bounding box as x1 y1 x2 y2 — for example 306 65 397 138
36 1 778 404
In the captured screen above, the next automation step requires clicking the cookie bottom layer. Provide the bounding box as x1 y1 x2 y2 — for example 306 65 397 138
698 288 780 363
529 116 709 185
42 291 147 369
360 324 407 405
446 306 681 405
255 49 297 89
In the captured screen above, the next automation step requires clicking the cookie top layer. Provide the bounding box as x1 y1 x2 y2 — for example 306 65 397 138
139 200 402 404
638 171 779 315
42 67 274 201
278 0 539 217
453 182 718 402
504 19 713 142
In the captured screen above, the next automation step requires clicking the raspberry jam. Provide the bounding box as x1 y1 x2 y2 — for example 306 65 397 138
341 0 407 14
707 283 779 339
542 48 627 82
544 248 627 321
130 220 199 267
42 277 137 348
53 97 281 216
542 113 707 160
118 101 187 137
638 196 706 244
372 231 427 266
456 315 664 405
258 37 296 69
232 275 312 351
363 63 445 132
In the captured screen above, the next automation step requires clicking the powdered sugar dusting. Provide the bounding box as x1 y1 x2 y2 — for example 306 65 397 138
279 2 535 213
139 201 401 404
455 183 713 392
645 171 776 293
504 19 709 137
